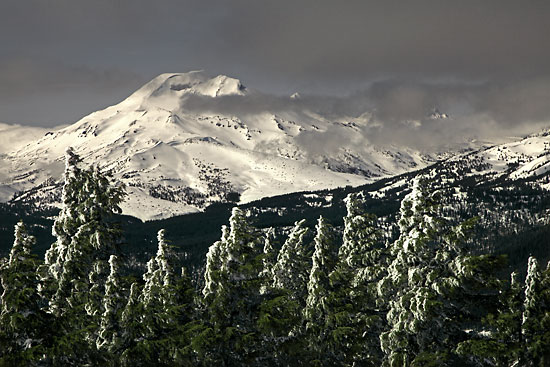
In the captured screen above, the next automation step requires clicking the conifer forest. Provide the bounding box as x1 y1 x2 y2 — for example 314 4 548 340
1 149 550 367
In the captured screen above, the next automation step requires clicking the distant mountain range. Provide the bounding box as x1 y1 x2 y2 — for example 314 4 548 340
0 71 545 221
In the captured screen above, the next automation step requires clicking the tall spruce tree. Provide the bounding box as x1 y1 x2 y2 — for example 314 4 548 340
272 219 310 303
128 229 180 364
0 222 47 365
201 207 265 365
202 225 229 302
259 227 277 293
256 227 305 365
304 216 337 364
96 255 125 356
379 176 502 366
119 282 147 366
38 147 125 364
327 192 386 365
522 256 550 366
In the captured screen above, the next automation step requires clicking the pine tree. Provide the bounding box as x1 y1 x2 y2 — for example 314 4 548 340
378 176 446 366
272 219 310 303
522 256 548 366
0 222 48 365
202 225 229 302
327 192 386 365
379 176 502 366
127 229 180 364
255 227 304 366
536 261 550 365
96 255 125 356
37 147 125 363
201 207 265 365
168 267 201 365
304 216 337 364
119 282 147 366
259 227 277 293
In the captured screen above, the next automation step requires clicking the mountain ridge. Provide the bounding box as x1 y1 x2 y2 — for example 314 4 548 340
0 71 527 220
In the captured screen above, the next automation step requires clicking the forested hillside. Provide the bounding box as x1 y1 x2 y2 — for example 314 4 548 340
1 150 550 366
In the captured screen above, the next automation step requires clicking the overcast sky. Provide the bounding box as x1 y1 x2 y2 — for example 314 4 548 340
1 0 550 134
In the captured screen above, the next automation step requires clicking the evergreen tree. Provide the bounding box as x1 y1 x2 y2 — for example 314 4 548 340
304 216 337 364
126 229 180 365
379 176 502 366
255 227 305 365
272 219 310 303
202 225 229 302
96 255 125 356
168 267 201 365
0 222 48 365
201 208 265 365
37 147 125 364
327 192 386 365
523 256 541 363
536 261 550 365
259 227 277 293
119 282 147 366
522 256 550 366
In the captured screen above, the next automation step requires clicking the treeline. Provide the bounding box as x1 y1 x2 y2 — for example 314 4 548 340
1 149 550 366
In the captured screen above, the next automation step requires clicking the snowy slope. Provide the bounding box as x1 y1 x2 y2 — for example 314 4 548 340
0 71 479 220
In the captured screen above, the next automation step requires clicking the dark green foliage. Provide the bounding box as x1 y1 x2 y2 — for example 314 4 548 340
2 166 550 366
0 222 49 366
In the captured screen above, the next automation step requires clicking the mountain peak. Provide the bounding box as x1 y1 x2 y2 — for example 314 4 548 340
127 71 246 106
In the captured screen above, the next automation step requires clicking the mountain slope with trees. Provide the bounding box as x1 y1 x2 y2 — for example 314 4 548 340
1 149 549 366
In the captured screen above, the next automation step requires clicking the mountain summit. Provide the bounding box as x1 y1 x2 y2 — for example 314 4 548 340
0 71 477 220
128 71 246 103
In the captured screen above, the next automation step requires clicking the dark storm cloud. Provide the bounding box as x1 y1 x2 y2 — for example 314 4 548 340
215 0 550 83
1 0 550 137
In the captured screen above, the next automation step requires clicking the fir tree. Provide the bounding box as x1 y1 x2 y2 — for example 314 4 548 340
128 229 180 365
96 255 125 356
255 228 305 365
202 225 229 302
327 192 386 365
201 208 265 365
0 222 48 365
304 216 337 364
272 219 310 303
379 176 502 366
37 147 125 364
259 227 277 293
522 256 550 366
119 282 147 366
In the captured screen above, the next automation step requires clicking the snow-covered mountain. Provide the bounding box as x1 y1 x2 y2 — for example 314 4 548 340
0 71 491 220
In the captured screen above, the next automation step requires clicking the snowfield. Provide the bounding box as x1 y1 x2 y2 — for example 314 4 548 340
1 71 547 220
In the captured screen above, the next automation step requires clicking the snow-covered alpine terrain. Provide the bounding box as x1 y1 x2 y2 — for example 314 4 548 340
0 71 540 221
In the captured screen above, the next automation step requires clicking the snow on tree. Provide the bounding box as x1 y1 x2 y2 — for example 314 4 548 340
272 219 310 303
96 255 124 353
39 147 85 301
201 207 265 365
304 216 337 361
40 148 125 318
35 148 125 364
378 176 445 366
326 192 385 365
0 222 46 364
522 256 545 365
379 176 502 366
259 227 277 294
119 282 146 366
140 229 178 334
121 229 199 365
202 225 229 301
